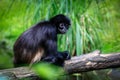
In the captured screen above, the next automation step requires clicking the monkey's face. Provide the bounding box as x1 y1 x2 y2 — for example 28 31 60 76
50 14 71 34
57 22 70 34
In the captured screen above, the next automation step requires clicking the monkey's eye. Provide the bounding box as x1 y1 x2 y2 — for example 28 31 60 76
59 23 65 29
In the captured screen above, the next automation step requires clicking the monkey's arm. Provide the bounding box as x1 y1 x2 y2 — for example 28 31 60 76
39 38 70 66
41 39 57 61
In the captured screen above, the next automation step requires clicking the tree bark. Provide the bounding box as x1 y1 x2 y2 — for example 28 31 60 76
64 50 120 74
0 50 120 79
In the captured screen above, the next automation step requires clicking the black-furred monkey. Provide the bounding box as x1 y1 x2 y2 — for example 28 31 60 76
13 14 71 67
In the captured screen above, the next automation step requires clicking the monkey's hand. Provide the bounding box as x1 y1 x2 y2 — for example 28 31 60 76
41 52 71 67
58 51 71 60
53 51 71 66
63 51 71 60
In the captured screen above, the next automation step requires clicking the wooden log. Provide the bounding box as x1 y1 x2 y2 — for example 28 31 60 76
0 50 120 79
64 50 120 74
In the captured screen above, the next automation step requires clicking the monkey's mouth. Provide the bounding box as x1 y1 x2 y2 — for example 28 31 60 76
60 29 67 34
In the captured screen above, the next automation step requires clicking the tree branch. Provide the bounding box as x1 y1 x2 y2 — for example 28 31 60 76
0 50 120 79
64 50 120 74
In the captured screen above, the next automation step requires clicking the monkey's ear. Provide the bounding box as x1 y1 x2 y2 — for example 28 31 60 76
29 48 44 67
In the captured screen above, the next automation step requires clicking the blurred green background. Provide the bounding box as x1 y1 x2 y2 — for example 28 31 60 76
0 0 120 80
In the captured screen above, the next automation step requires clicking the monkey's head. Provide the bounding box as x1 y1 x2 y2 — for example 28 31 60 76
50 14 71 34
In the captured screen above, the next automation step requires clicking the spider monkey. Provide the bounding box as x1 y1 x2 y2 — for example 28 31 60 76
13 14 71 67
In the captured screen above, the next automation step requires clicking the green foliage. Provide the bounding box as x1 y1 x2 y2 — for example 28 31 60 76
32 63 64 80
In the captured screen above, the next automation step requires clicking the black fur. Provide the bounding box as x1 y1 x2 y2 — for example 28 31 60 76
13 14 71 67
